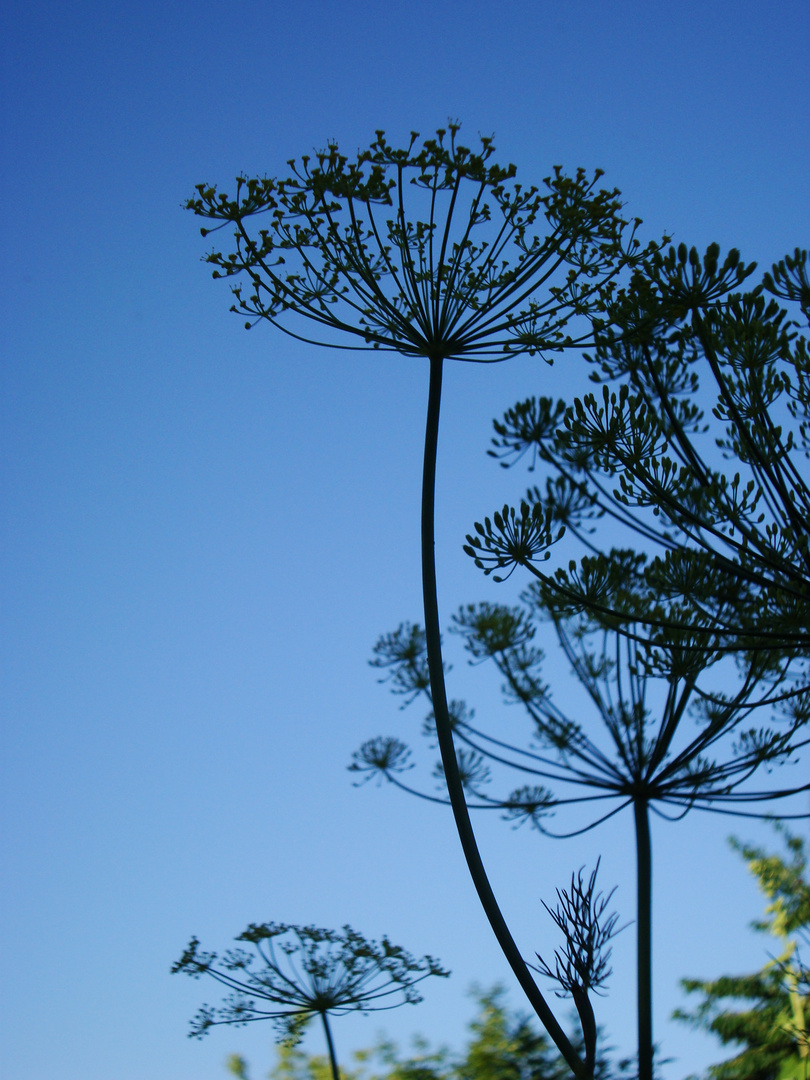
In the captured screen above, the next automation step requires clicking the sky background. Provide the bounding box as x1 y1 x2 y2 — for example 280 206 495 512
2 2 809 1078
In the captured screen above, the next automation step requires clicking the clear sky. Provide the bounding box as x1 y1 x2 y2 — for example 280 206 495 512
2 2 809 1078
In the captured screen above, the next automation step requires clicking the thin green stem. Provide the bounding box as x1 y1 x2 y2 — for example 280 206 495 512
634 798 653 1080
321 1011 341 1080
420 355 586 1078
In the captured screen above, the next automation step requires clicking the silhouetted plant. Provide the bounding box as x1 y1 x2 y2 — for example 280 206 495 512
455 244 810 1079
351 579 809 1078
532 861 626 1077
187 123 651 1078
172 923 449 1080
467 244 810 676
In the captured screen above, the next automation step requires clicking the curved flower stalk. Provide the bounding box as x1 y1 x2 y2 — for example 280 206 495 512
351 597 808 1079
172 923 449 1080
188 124 653 1079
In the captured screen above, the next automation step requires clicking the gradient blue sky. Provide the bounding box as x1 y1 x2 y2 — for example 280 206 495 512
2 2 809 1078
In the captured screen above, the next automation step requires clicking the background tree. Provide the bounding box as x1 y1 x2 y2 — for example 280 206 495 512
187 124 650 1079
226 986 619 1080
225 1044 359 1080
173 923 448 1080
674 827 810 1080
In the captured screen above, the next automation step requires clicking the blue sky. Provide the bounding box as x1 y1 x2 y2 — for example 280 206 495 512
2 2 809 1078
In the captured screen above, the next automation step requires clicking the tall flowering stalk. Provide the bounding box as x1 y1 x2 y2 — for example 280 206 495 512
172 923 448 1080
458 246 810 1079
186 125 648 1077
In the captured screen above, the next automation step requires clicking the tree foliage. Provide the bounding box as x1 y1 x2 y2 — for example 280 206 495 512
226 987 617 1080
674 827 810 1080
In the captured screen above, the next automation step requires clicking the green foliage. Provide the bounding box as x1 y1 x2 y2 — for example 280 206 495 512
674 828 810 1080
230 987 615 1080
268 1043 363 1080
449 986 571 1080
227 1055 252 1080
226 1047 358 1080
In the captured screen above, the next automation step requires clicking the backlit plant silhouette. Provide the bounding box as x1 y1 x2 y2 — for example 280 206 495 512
350 251 810 1079
455 247 810 1077
467 244 810 674
186 124 648 1078
533 861 626 1078
351 588 806 1077
172 923 449 1080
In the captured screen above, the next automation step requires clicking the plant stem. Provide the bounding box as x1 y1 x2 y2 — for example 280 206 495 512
321 1011 341 1080
420 355 585 1079
634 798 653 1080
